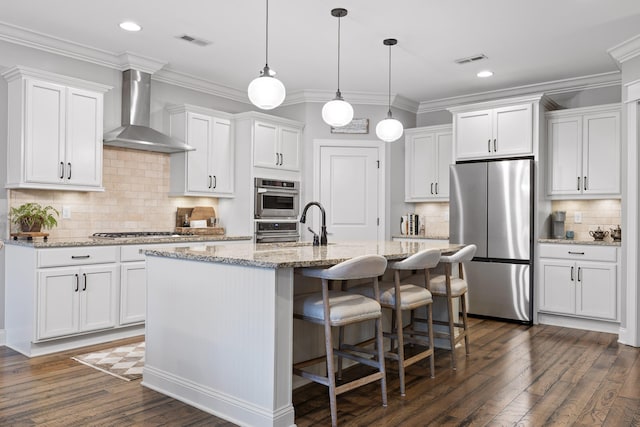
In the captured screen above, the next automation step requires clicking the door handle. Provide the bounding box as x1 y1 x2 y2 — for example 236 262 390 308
275 153 279 165
577 177 581 191
74 274 79 292
488 139 491 153
435 182 438 194
584 176 588 191
279 153 283 165
493 138 497 152
577 267 582 282
71 255 91 259
208 175 212 189
82 273 87 291
570 266 574 281
67 162 72 179
568 251 585 255
212 175 217 189
60 162 64 179
430 183 434 194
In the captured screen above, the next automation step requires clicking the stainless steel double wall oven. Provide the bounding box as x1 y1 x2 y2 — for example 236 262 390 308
254 178 300 242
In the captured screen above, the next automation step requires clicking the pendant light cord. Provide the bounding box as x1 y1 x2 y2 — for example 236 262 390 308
387 43 392 115
265 0 269 67
337 15 341 93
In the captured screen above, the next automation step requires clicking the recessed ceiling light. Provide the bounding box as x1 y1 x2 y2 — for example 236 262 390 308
477 70 494 78
119 21 142 32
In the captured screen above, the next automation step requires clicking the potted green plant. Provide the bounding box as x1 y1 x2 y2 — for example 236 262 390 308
10 202 59 232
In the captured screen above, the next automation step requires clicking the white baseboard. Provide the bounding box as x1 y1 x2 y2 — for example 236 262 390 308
0 329 6 346
537 313 620 334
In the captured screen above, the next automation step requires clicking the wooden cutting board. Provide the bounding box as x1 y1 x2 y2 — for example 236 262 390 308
190 206 216 221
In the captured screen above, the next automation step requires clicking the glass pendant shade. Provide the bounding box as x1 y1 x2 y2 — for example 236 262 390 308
248 73 286 110
322 97 354 127
376 116 404 142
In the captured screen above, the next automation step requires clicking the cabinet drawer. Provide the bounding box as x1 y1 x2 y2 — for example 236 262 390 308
38 246 118 268
538 244 617 262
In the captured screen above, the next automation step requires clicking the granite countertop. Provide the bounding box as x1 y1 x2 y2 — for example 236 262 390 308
392 234 449 240
4 234 253 248
538 238 621 247
142 240 464 269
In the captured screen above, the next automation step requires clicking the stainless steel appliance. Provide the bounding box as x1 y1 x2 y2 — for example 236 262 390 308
449 158 533 323
255 221 300 243
551 211 566 239
254 178 300 219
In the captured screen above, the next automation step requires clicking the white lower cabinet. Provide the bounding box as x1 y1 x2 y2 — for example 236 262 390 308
538 244 619 324
38 264 118 340
120 261 147 325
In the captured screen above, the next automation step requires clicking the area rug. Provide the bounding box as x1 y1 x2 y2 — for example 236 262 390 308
71 341 145 381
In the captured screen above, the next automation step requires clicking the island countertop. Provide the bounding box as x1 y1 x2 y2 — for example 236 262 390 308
142 240 464 269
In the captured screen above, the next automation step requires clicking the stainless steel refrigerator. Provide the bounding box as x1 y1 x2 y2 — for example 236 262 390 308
449 158 533 323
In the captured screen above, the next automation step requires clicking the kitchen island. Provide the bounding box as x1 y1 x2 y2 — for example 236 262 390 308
141 240 463 427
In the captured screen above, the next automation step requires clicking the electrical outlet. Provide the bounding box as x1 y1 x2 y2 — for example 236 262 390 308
574 211 582 224
62 206 71 219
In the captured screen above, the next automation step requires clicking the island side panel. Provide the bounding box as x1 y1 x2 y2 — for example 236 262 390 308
143 255 295 427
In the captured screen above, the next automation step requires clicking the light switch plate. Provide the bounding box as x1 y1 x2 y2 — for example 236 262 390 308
62 206 71 219
574 211 582 223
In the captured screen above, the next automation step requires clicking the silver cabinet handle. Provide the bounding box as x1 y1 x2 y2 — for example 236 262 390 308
430 183 434 194
74 273 79 292
577 177 581 191
67 162 72 179
493 138 497 152
584 176 588 191
82 273 87 291
435 182 438 194
60 162 64 179
488 139 491 152
568 251 585 255
578 267 582 282
570 266 574 281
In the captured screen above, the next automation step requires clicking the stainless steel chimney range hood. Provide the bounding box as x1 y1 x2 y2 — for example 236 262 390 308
103 69 195 153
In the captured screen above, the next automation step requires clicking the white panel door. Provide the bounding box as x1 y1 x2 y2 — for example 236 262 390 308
25 79 65 184
548 116 582 195
279 126 301 171
435 131 452 198
455 109 492 159
37 268 79 340
319 145 380 241
493 103 533 156
120 261 147 325
186 112 213 193
79 265 118 332
576 262 617 320
583 112 620 195
539 260 575 315
410 133 436 199
66 87 102 187
253 121 279 168
211 117 233 194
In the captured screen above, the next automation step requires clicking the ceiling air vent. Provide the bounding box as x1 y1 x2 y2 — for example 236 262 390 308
454 54 488 65
176 34 212 47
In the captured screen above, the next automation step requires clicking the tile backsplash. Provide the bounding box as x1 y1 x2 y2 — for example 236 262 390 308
412 202 449 237
550 199 621 241
8 147 218 239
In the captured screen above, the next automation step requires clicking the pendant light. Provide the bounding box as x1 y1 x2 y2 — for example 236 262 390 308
375 38 404 142
322 8 354 127
248 0 286 110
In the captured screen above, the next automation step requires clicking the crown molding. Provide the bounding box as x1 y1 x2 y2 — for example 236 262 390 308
116 52 167 74
417 71 621 114
1 65 112 92
608 34 640 67
282 89 419 113
152 68 248 103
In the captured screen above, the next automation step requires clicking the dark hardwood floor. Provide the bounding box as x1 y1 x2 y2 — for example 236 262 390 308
2 318 639 426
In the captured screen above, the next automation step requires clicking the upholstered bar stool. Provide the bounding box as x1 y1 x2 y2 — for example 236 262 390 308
350 248 440 396
293 254 388 427
428 244 477 370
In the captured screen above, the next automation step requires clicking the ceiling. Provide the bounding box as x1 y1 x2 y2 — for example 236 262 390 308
2 0 640 107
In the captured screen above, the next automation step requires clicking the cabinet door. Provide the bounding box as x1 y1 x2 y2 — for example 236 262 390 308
406 132 436 200
25 79 65 184
582 111 620 195
455 109 492 159
78 265 118 332
253 121 279 168
576 262 617 320
435 131 452 199
186 112 213 193
37 268 80 340
65 87 103 187
548 116 582 196
120 261 147 325
493 103 533 157
539 260 575 315
279 126 301 171
210 117 234 194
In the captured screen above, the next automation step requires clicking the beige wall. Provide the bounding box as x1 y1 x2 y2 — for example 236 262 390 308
9 147 218 239
408 199 621 241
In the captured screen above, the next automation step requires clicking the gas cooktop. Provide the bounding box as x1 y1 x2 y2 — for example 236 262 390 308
91 231 194 239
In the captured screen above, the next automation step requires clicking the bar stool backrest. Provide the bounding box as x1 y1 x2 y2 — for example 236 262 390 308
440 244 477 264
302 254 388 281
389 248 440 271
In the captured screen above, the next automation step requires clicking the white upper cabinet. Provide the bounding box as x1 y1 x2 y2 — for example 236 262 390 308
454 103 533 160
168 105 234 197
546 104 620 198
253 120 301 172
2 66 110 191
405 125 452 202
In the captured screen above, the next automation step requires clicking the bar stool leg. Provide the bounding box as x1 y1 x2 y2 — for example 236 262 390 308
393 271 407 396
337 326 345 380
446 293 457 370
321 279 339 427
373 277 388 407
427 303 435 378
461 294 470 355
